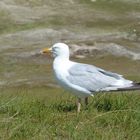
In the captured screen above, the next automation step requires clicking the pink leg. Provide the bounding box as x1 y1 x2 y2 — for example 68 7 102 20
77 98 81 112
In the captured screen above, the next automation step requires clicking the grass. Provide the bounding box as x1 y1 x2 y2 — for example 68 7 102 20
1 45 139 140
0 11 49 35
0 86 140 139
0 0 140 139
14 0 49 7
80 0 140 13
0 0 139 35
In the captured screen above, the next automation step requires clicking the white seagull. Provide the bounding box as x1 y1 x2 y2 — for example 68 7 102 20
42 43 140 112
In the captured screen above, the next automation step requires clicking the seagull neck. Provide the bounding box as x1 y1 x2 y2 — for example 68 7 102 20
53 56 70 71
55 55 70 60
53 56 70 67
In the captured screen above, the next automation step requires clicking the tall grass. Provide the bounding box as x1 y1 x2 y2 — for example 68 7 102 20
0 86 140 139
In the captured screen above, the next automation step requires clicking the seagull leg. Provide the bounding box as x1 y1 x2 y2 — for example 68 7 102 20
77 98 81 112
85 97 88 106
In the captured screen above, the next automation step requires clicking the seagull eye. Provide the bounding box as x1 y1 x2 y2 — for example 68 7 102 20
53 47 59 51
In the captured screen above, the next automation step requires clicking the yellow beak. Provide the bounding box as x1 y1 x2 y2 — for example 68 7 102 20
41 47 52 54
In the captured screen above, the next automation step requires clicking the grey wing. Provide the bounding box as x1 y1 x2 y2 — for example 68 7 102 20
67 63 124 92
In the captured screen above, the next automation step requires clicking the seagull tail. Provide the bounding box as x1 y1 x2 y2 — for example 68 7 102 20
117 82 140 91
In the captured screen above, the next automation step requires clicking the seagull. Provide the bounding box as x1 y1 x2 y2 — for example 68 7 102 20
42 43 140 112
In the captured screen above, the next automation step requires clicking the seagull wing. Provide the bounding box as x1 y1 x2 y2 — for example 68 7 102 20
67 63 132 92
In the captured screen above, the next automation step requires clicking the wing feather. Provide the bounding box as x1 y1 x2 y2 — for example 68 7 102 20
67 63 124 92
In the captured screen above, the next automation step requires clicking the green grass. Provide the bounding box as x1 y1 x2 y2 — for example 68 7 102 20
0 0 139 35
80 0 140 13
0 11 49 35
0 0 140 139
14 0 49 7
0 86 140 139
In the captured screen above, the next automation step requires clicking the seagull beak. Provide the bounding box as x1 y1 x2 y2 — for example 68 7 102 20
41 47 52 54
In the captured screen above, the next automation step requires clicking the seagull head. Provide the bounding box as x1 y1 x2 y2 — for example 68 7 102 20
42 43 70 59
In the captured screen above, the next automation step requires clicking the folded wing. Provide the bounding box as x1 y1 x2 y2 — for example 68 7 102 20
67 63 132 92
